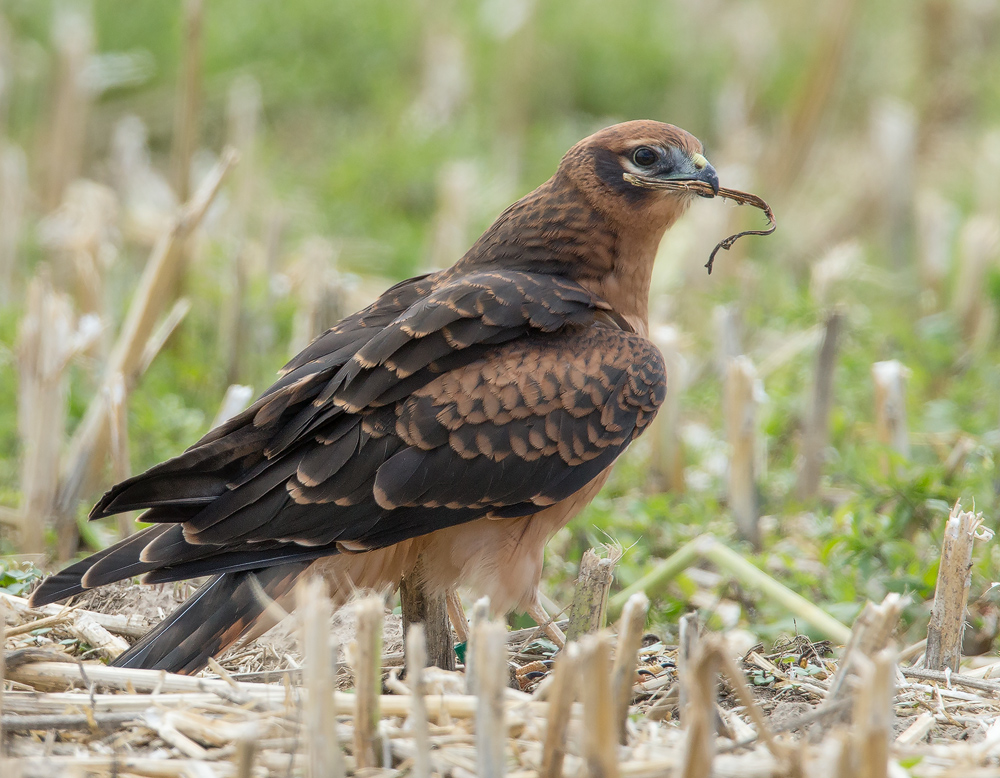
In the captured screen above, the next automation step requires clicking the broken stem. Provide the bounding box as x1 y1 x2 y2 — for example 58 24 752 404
622 174 776 273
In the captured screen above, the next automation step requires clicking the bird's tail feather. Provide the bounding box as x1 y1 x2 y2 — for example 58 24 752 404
112 561 310 674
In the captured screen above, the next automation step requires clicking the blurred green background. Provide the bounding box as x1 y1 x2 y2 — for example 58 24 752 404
2 0 1000 651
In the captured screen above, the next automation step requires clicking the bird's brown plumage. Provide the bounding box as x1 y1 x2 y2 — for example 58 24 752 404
30 120 719 673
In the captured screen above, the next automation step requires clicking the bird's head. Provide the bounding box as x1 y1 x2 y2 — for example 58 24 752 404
455 120 721 327
558 120 719 234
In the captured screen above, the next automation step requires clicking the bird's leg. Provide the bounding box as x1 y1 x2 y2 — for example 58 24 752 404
526 600 566 648
446 589 470 643
400 555 455 670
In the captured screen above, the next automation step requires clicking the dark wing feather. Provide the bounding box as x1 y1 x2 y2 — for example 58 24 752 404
29 525 168 605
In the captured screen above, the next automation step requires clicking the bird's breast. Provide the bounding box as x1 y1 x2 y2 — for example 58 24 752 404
410 465 614 612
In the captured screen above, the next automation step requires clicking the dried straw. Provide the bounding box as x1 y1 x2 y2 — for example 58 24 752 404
405 624 432 778
622 174 776 273
474 616 508 778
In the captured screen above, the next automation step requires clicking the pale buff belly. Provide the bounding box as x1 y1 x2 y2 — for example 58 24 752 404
309 467 612 613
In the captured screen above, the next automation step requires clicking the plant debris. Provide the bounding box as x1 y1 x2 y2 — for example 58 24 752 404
7 544 1000 778
5 590 1000 777
623 173 777 274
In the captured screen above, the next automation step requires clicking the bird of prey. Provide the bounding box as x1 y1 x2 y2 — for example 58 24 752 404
30 120 720 673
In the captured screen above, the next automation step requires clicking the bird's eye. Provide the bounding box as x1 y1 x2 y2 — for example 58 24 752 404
632 147 658 167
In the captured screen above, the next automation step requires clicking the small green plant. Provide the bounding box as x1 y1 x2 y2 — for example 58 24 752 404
0 560 44 596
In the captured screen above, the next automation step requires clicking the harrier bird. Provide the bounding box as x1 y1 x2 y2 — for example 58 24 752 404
31 120 720 672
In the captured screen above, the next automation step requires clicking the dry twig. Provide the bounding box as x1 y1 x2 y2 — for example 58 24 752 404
474 617 508 778
725 355 760 549
853 649 895 778
580 633 619 778
298 577 345 778
623 174 776 273
680 635 720 778
539 642 578 778
926 504 989 672
797 309 845 499
0 592 152 640
611 593 649 743
406 624 432 778
352 595 384 769
566 548 620 643
825 594 902 705
55 148 237 556
872 360 910 474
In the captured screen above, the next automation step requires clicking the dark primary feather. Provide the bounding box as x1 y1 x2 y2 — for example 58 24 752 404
34 526 168 602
